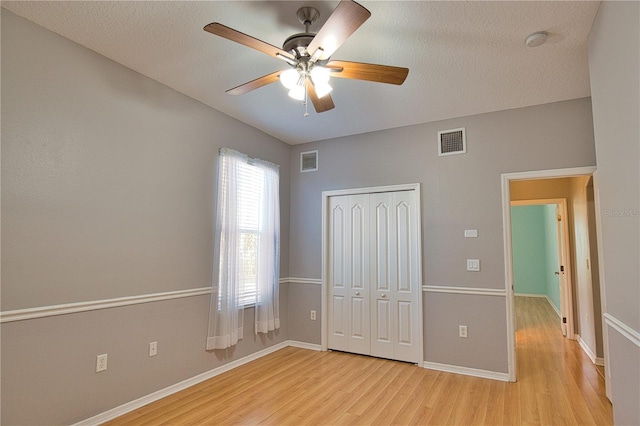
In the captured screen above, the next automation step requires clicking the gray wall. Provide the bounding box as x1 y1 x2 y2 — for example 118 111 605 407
289 98 596 373
1 10 290 425
588 1 640 424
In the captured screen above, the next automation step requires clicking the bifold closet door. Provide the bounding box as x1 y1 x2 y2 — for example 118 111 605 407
328 194 371 356
328 190 420 363
369 191 420 363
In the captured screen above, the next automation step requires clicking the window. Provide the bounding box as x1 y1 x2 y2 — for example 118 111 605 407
207 148 280 350
228 159 263 306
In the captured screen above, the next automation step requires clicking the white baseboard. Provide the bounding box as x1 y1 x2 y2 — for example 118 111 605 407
596 357 605 367
576 334 599 365
423 361 510 382
74 340 294 425
76 340 511 425
288 340 322 351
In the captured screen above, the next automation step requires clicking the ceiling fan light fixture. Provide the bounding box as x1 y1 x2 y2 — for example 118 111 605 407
279 68 300 89
310 66 331 85
314 82 333 98
288 84 306 101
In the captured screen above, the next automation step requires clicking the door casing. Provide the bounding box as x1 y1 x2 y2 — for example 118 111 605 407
501 166 599 383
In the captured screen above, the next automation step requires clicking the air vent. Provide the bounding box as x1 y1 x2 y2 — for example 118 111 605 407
300 150 318 172
438 128 466 156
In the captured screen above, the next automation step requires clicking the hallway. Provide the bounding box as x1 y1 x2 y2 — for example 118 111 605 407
515 296 611 425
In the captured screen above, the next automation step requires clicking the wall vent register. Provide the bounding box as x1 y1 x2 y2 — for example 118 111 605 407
300 150 318 172
438 127 466 156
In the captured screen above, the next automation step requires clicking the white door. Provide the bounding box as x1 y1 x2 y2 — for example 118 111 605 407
328 194 370 356
370 191 421 363
328 190 421 363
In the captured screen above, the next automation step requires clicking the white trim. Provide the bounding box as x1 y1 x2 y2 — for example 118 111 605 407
423 361 510 382
501 166 596 383
592 171 612 400
604 313 640 348
577 334 598 364
321 183 419 198
2 278 319 323
288 341 322 351
423 285 506 297
282 277 322 285
596 357 605 367
73 341 292 426
0 287 212 323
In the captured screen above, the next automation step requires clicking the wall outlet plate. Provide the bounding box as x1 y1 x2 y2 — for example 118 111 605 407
96 354 108 372
459 325 468 338
149 341 158 357
466 259 480 271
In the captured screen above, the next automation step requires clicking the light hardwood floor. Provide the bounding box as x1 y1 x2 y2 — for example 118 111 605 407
106 296 612 425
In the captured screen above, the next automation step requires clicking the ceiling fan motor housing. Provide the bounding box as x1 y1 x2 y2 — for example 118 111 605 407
283 33 316 58
284 7 320 58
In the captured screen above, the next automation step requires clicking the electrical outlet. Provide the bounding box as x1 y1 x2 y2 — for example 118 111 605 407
96 354 108 372
459 325 468 338
310 310 317 321
466 259 480 272
149 341 158 357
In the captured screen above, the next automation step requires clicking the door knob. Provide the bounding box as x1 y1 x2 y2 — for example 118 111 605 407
381 294 387 298
355 292 361 296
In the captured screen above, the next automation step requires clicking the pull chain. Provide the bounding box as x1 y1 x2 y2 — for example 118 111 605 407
303 80 309 117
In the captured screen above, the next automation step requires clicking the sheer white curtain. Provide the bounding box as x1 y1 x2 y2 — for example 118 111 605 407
207 148 280 350
255 163 280 334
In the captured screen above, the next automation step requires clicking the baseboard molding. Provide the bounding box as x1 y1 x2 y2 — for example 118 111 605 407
288 340 322 351
596 357 605 367
423 361 510 382
74 340 299 425
576 334 598 364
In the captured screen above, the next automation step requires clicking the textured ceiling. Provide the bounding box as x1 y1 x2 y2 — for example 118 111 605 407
1 1 600 145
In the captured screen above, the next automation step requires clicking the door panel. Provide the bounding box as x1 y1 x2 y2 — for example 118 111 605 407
329 198 348 350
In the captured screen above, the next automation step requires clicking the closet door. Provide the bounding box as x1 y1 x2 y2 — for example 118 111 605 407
328 194 370 356
370 191 420 363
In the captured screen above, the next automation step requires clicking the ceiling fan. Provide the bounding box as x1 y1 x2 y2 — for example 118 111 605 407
204 0 409 115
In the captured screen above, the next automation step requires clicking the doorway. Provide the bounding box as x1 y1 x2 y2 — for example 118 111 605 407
510 199 572 337
501 166 606 391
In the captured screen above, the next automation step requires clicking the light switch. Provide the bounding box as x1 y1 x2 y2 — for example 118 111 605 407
464 229 478 238
467 259 480 271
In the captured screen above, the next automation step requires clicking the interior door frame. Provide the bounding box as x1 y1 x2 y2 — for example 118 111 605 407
510 198 573 338
501 166 596 382
321 183 423 364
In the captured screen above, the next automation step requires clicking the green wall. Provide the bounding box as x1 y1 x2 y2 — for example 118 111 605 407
511 205 561 311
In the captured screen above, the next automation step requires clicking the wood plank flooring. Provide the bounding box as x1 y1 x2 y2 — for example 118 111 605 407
106 296 612 425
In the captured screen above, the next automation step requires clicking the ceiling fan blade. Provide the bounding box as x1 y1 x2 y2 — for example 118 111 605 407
307 0 371 60
327 60 409 85
307 80 335 113
226 71 282 95
204 23 296 63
